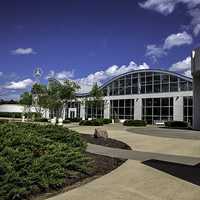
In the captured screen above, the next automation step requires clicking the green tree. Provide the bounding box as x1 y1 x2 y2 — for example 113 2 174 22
30 80 80 119
86 83 104 119
19 92 33 119
48 80 80 118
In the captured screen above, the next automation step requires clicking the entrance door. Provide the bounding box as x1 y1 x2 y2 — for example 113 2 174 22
70 111 75 119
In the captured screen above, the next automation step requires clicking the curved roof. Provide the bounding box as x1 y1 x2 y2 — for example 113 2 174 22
100 69 192 89
77 69 192 96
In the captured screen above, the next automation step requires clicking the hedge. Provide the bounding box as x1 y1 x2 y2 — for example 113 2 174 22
165 121 188 128
123 120 147 126
65 118 82 122
0 123 90 199
79 119 104 126
0 112 22 118
34 118 49 122
102 119 112 124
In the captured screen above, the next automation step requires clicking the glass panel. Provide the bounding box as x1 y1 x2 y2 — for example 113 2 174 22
146 85 152 93
170 82 178 92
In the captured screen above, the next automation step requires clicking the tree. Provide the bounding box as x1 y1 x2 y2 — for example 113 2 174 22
19 92 33 119
30 80 80 119
47 80 80 118
86 83 104 119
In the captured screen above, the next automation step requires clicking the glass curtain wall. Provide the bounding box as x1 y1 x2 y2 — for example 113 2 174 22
142 97 173 124
104 72 192 96
110 99 134 119
183 96 193 124
85 101 104 119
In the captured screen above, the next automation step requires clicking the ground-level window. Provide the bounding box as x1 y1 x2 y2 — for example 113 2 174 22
142 97 173 124
110 99 134 119
85 101 104 119
183 96 193 125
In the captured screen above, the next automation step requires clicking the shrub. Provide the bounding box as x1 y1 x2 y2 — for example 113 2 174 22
123 120 147 126
0 119 9 123
102 119 112 124
65 118 82 122
63 120 71 124
79 119 104 126
34 118 48 122
0 112 22 118
0 123 90 199
70 118 82 122
165 121 188 128
24 112 41 119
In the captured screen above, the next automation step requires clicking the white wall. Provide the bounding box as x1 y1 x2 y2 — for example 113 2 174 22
0 104 25 113
0 104 49 118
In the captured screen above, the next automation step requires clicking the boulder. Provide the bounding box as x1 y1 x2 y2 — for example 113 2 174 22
94 128 108 139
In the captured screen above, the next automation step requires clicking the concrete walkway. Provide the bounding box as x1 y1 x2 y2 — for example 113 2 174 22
127 127 200 140
47 124 200 200
87 143 200 166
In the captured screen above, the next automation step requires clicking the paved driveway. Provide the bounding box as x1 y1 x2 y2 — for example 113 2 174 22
48 124 200 200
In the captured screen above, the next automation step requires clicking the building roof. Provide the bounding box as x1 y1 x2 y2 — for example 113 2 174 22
76 69 192 97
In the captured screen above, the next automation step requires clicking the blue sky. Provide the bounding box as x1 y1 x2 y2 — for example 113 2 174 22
0 0 199 99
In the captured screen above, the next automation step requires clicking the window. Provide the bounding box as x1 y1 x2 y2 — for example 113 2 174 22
101 71 192 96
85 101 104 119
142 98 173 124
183 96 193 124
110 99 134 119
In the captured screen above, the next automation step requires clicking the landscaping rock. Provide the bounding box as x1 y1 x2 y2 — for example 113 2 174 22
94 128 108 139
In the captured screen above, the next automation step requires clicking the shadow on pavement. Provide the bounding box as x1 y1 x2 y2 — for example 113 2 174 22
142 159 200 186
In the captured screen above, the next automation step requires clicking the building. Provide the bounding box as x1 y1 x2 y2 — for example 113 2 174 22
62 69 193 124
0 69 193 124
191 47 200 130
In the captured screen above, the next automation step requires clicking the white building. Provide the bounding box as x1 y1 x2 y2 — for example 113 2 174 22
60 69 193 124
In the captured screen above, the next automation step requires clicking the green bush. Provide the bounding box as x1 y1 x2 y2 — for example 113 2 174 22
165 121 188 128
123 120 147 126
34 118 48 122
68 118 82 122
63 120 71 124
0 112 22 118
24 112 41 119
102 119 112 124
0 119 9 123
79 119 104 126
0 123 90 199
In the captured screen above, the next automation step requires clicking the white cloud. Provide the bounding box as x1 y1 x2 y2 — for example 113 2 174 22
169 56 192 77
47 70 74 80
184 69 192 77
139 0 200 36
0 72 3 76
163 32 193 49
139 0 200 15
4 79 34 89
146 44 167 62
146 32 192 62
11 48 36 55
170 56 191 71
76 61 150 93
189 8 200 36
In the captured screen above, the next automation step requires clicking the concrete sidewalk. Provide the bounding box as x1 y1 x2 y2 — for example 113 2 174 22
47 124 200 200
87 143 200 166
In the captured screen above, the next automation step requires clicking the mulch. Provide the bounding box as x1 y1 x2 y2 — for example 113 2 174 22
34 134 129 200
80 133 132 150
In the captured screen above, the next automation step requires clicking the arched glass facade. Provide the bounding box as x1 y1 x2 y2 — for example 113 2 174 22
102 70 192 96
